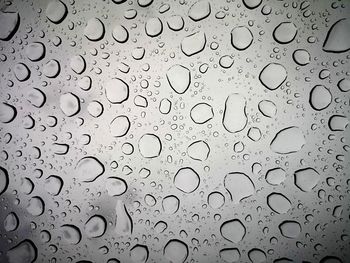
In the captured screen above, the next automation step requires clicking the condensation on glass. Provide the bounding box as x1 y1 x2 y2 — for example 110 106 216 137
0 0 349 262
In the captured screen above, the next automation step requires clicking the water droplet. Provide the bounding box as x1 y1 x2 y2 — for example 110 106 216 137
190 103 214 124
220 219 246 243
110 115 130 137
163 239 188 263
187 140 210 161
231 26 253 50
181 31 206 56
25 42 45 62
267 192 291 214
59 93 80 117
138 133 162 158
84 215 107 238
145 17 163 37
112 24 129 43
323 18 350 53
278 220 301 239
259 63 287 90
6 239 37 263
224 172 255 204
294 168 320 192
84 18 105 41
0 11 20 41
46 0 67 24
104 78 129 104
76 156 105 182
222 93 247 133
166 64 191 94
270 126 305 154
309 85 332 111
60 224 81 244
106 177 127 196
130 245 149 263
188 1 211 22
273 22 298 44
174 167 200 193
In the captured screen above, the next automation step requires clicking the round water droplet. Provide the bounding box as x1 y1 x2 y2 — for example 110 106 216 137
60 224 81 244
0 103 16 123
258 100 276 118
106 177 127 196
248 248 267 263
292 49 310 66
112 24 129 43
43 59 60 78
273 22 298 44
4 212 19 232
162 195 180 214
208 191 225 209
130 245 149 263
70 55 86 74
167 15 184 31
6 239 37 263
270 126 305 154
294 168 320 192
46 0 67 23
279 220 301 239
76 156 105 182
145 17 163 37
220 219 246 243
85 215 107 238
44 175 63 196
220 248 241 262
26 196 45 216
166 64 191 94
188 1 211 22
104 78 129 104
309 85 332 111
190 103 214 124
187 140 210 161
267 193 291 214
13 63 30 81
174 167 200 193
259 63 287 90
84 18 105 41
224 172 255 204
138 133 162 158
231 26 253 50
110 115 130 137
163 239 188 263
265 168 286 185
181 31 206 56
59 93 80 117
25 42 45 61
337 78 350 92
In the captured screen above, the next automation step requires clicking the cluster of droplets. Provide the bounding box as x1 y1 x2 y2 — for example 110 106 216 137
0 0 349 262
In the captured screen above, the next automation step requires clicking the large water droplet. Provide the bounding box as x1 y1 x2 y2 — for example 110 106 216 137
174 167 200 193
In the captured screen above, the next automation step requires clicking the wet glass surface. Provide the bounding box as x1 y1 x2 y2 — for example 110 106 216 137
0 0 349 262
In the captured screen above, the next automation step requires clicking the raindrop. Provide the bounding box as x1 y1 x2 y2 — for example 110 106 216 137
231 26 253 50
163 239 188 263
224 172 255 204
174 167 200 193
259 63 287 90
220 219 246 243
270 126 305 154
84 215 107 238
222 93 247 133
181 31 206 56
